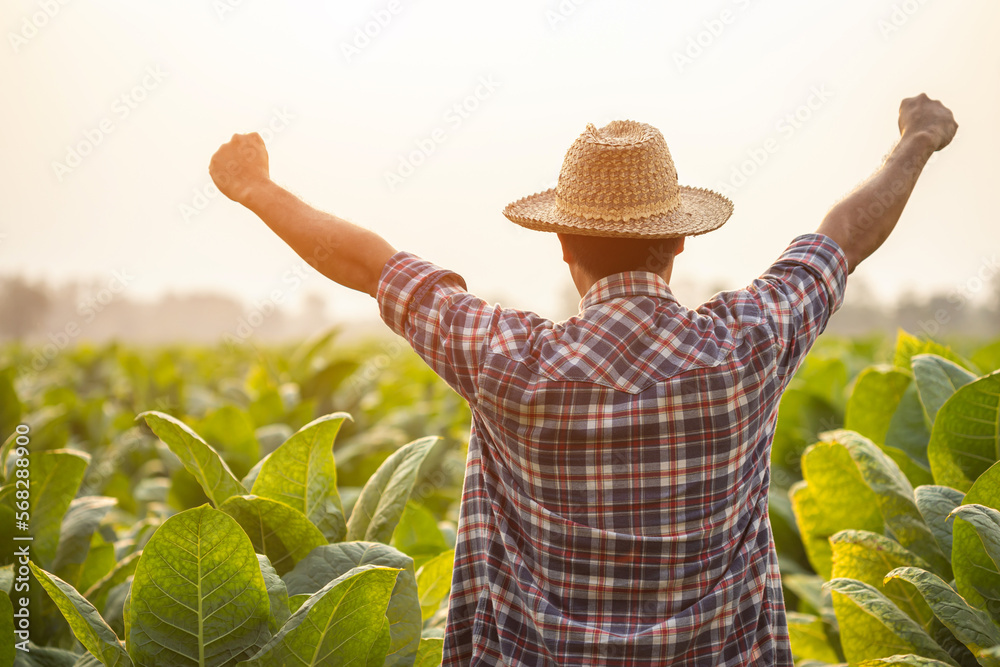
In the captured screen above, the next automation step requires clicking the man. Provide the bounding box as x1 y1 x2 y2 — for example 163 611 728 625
209 93 957 665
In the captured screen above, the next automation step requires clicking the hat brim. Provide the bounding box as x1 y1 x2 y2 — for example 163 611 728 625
503 185 733 239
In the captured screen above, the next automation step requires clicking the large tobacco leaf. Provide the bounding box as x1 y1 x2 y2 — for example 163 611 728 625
139 411 245 507
219 495 327 576
951 462 1000 623
282 542 421 667
127 505 271 666
827 578 958 666
29 562 132 667
238 565 398 667
30 449 91 568
250 413 349 542
346 436 439 544
927 372 1000 493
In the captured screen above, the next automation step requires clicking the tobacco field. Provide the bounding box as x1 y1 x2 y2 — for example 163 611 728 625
1 329 1000 666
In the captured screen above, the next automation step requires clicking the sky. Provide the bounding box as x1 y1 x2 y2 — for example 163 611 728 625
2 0 998 326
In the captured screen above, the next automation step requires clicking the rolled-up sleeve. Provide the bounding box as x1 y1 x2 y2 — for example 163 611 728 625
376 251 496 404
749 233 849 385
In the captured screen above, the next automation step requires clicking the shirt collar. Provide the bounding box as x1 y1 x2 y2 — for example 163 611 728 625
579 271 677 312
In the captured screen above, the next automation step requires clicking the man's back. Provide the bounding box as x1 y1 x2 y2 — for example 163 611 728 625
210 92 956 665
377 234 848 665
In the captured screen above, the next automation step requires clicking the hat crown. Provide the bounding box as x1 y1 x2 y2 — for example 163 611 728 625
555 120 681 224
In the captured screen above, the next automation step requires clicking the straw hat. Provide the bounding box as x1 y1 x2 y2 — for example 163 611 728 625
503 120 733 238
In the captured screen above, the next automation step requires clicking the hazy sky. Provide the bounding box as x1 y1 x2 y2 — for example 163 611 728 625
3 0 998 325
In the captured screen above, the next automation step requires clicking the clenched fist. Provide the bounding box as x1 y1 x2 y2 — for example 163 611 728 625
209 132 271 205
899 93 958 152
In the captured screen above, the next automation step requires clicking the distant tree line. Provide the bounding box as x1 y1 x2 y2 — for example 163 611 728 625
0 273 997 345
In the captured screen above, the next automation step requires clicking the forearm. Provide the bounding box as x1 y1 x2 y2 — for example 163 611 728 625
817 130 938 273
243 180 397 297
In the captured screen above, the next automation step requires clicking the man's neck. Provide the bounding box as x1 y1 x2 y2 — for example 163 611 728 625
572 263 674 298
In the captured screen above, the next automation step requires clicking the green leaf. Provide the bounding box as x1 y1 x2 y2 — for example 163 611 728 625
51 497 117 584
825 431 950 578
416 549 454 622
0 368 21 457
827 578 958 665
858 656 958 666
912 355 978 426
830 530 934 629
0 564 12 593
884 566 1000 658
193 406 260 481
791 440 883 580
10 643 79 666
78 538 116 596
884 445 935 490
240 454 269 493
282 542 421 667
973 340 1000 374
794 355 850 409
127 504 272 666
237 565 399 667
257 554 289 631
885 384 933 469
139 411 245 507
392 501 449 561
84 552 140 614
951 502 1000 623
952 462 1000 621
787 612 840 663
772 388 840 490
928 371 1000 493
300 360 360 403
28 562 132 667
894 331 974 374
782 573 827 617
218 495 328 576
413 637 445 667
346 436 439 543
288 594 309 614
30 449 91 568
846 366 912 445
0 574 14 667
915 486 965 558
250 413 350 542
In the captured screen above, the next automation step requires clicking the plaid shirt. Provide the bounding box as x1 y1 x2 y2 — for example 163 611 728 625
377 233 848 666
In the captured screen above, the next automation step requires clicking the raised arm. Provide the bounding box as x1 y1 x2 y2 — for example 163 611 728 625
816 93 958 273
209 132 397 297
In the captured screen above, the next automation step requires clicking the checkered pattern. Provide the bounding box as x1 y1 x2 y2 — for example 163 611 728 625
377 234 848 666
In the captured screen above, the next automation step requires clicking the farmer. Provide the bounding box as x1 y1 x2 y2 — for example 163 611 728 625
210 93 957 666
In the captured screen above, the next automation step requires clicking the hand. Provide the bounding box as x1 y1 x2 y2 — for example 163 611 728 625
898 93 958 152
209 132 271 205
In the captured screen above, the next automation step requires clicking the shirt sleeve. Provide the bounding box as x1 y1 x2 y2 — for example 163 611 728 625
376 251 496 404
748 233 849 386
